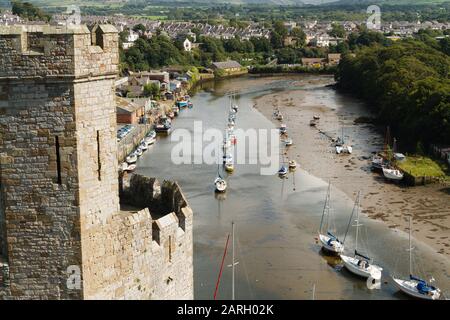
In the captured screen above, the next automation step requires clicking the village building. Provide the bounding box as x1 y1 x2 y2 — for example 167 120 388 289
327 53 342 65
301 58 326 68
211 60 243 73
116 97 146 124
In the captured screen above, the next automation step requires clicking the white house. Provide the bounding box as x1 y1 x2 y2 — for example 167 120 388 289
183 38 192 52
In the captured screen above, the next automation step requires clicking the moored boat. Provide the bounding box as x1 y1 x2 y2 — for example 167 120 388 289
382 167 404 181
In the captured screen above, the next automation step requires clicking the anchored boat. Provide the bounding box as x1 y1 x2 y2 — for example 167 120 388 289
340 191 383 279
318 182 344 255
391 217 441 300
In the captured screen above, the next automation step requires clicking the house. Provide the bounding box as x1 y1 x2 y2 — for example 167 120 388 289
301 58 326 68
210 60 242 73
183 38 192 52
116 97 146 124
310 34 330 47
327 53 341 65
127 76 160 97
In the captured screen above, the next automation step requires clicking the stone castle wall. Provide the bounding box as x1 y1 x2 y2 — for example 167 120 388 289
83 174 193 299
0 24 193 299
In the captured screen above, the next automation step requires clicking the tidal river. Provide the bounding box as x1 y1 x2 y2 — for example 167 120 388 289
136 75 450 300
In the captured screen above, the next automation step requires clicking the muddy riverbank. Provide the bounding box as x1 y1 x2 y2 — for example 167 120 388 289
253 75 450 257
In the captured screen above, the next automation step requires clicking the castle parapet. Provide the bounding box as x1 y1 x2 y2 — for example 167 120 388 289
0 24 118 80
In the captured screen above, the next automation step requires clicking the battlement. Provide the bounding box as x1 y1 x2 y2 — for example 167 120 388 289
0 24 118 80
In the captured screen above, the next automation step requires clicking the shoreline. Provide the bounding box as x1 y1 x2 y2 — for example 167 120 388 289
253 75 450 258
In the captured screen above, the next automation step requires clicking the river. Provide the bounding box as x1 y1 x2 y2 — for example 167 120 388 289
135 74 450 300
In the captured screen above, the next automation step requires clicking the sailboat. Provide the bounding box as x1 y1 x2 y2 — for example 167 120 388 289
318 182 344 254
382 167 404 181
335 127 352 154
214 155 227 192
340 191 383 278
391 217 441 300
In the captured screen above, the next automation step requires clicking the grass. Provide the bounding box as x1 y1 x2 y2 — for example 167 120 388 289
397 155 447 178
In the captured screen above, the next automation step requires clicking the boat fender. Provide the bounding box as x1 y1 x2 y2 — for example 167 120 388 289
366 269 381 290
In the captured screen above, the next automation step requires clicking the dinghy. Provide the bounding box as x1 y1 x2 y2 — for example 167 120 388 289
278 165 288 176
126 153 137 164
225 159 234 173
279 124 287 134
285 138 293 147
313 115 320 120
139 142 148 151
382 167 403 181
310 119 317 126
288 160 297 169
144 136 156 145
340 191 383 278
391 217 441 300
318 182 345 255
277 114 283 121
134 147 143 157
214 177 227 192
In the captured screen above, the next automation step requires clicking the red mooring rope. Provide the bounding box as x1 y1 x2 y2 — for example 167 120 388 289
214 233 230 300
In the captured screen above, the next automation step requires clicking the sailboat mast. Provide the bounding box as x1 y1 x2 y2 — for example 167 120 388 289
232 221 235 300
409 216 412 276
355 192 360 253
319 182 330 233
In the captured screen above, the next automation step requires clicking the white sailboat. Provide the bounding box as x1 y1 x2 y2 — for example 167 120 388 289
340 191 383 278
318 182 344 254
382 167 404 181
391 217 441 300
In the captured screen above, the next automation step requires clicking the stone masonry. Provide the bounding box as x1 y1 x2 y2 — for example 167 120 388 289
0 24 193 299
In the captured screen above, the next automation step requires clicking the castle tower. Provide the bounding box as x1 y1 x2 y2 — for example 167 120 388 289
0 24 120 299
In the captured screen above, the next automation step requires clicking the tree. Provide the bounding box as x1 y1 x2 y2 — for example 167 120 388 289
290 27 306 47
329 23 346 38
12 0 50 21
132 24 146 34
144 83 160 99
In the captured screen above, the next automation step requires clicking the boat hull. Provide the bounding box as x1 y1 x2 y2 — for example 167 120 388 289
382 168 403 180
391 277 440 300
340 255 382 278
319 233 344 254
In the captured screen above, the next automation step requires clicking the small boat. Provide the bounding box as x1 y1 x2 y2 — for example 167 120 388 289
318 182 345 255
124 163 136 172
144 136 156 145
319 232 344 254
126 153 137 164
229 108 237 115
139 142 148 151
371 154 385 170
391 217 441 300
177 100 188 108
340 191 383 279
147 130 156 139
184 94 190 100
336 145 353 154
228 122 234 130
278 165 288 176
155 122 171 134
285 138 293 147
279 124 287 134
277 114 283 121
232 104 238 112
225 163 234 173
188 102 193 109
134 147 143 157
214 177 227 192
310 119 317 126
288 160 297 169
382 167 403 181
172 106 179 116
313 115 320 120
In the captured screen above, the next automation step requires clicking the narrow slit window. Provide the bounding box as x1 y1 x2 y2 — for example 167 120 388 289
96 130 101 181
168 236 172 262
55 136 62 184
